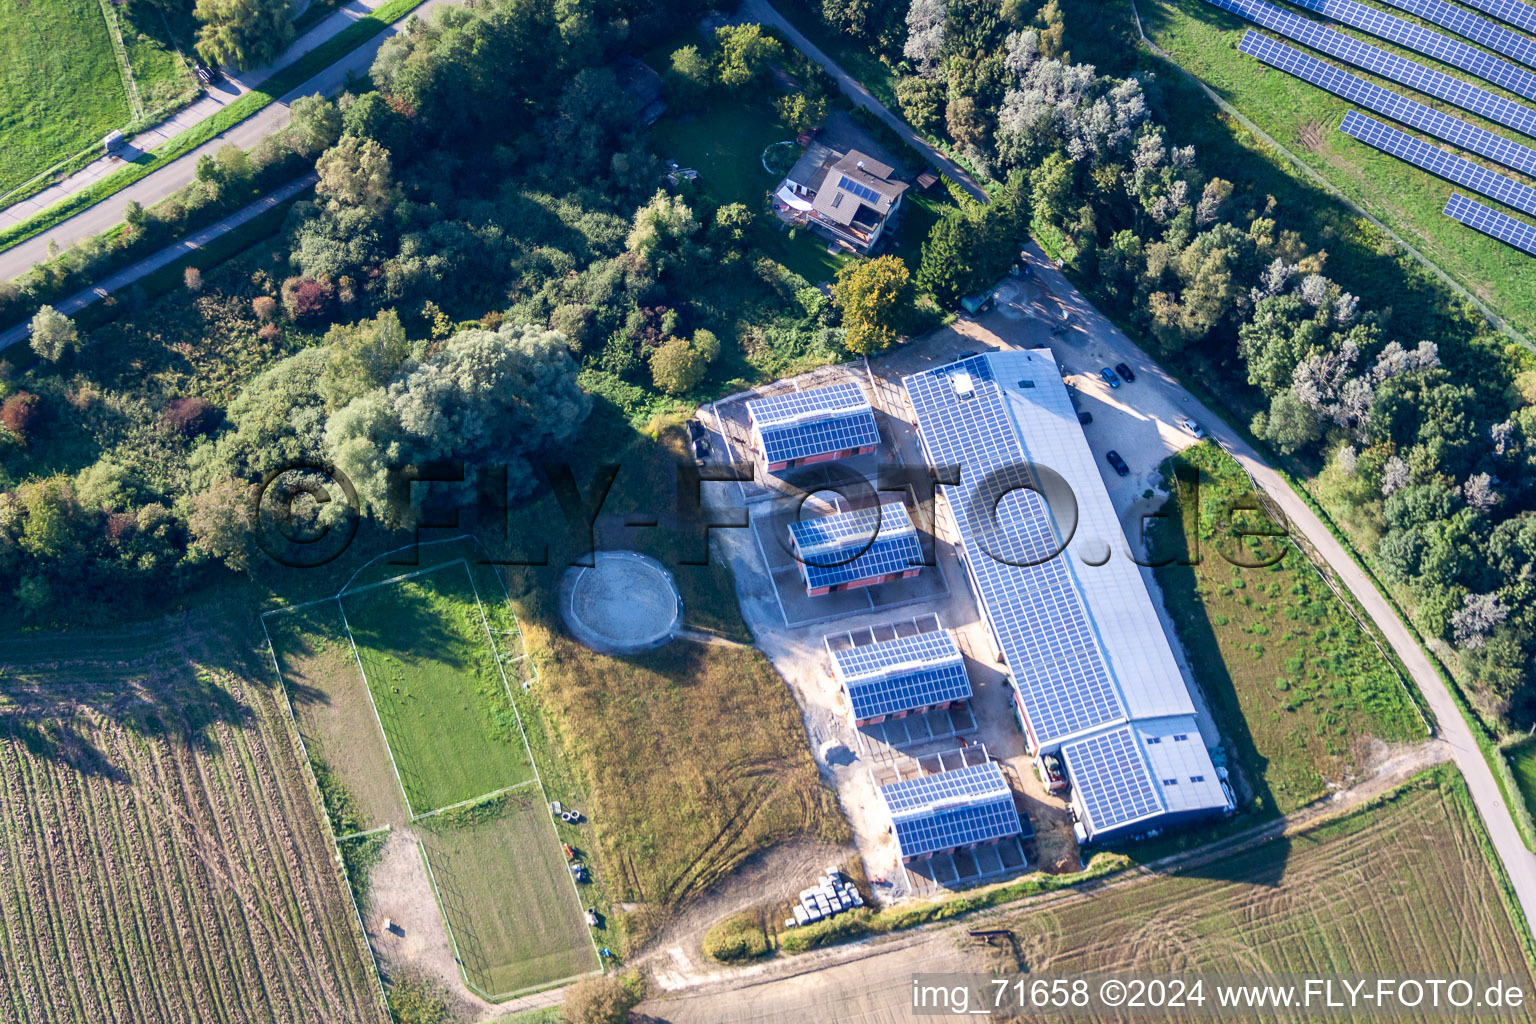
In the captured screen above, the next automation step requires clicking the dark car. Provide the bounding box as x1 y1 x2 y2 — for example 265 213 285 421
1077 411 1093 425
686 420 705 441
193 61 222 86
1114 362 1136 383
1098 367 1120 389
1105 450 1130 476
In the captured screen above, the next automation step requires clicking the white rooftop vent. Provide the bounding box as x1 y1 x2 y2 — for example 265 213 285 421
857 159 865 170
951 371 974 397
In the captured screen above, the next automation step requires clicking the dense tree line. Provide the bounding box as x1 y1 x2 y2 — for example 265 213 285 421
0 4 855 619
804 0 1536 725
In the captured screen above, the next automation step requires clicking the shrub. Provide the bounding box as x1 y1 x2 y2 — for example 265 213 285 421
0 391 40 439
162 397 217 436
184 266 203 293
702 910 773 962
280 276 333 321
252 295 277 320
561 974 640 1024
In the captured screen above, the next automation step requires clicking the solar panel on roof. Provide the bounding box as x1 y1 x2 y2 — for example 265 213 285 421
790 503 923 590
1063 727 1163 832
1444 192 1536 254
833 630 971 720
1239 32 1536 178
747 381 869 425
1287 0 1536 101
1370 0 1536 70
837 175 884 204
1203 0 1536 140
879 761 1022 858
902 363 1127 746
1340 110 1536 217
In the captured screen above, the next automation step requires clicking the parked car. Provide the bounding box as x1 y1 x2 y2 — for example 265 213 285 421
1105 450 1130 476
687 420 711 460
1177 415 1205 438
1098 367 1120 388
1114 362 1136 383
1077 411 1093 425
193 61 222 86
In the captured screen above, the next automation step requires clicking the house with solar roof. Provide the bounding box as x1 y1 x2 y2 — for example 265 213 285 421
877 753 1023 862
902 349 1233 843
745 382 880 472
772 145 909 253
826 619 972 726
788 502 922 596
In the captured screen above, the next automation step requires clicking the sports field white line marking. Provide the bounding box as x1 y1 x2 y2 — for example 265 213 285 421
259 615 392 1018
336 594 418 821
409 779 537 823
334 823 393 842
462 560 605 974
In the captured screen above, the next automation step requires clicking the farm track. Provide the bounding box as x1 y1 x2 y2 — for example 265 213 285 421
0 617 387 1024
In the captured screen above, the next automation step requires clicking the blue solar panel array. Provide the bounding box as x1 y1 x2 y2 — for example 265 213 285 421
834 630 973 721
1341 110 1536 216
880 761 1022 859
903 363 1126 746
838 174 885 204
1288 0 1536 101
1372 0 1536 70
1240 32 1536 177
1205 0 1536 139
1063 727 1163 832
1444 192 1536 254
790 503 923 591
747 382 879 465
1461 0 1536 34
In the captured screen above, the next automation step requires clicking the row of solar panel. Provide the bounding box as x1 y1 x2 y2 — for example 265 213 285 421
1445 191 1536 252
1239 32 1536 177
1371 0 1536 71
1205 0 1536 139
1342 110 1536 217
1459 0 1536 35
1288 0 1536 101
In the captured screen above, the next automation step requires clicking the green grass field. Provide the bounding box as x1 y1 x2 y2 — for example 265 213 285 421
977 768 1536 992
420 791 598 998
342 562 534 815
1153 443 1425 815
1511 740 1536 826
0 0 130 194
1139 0 1536 341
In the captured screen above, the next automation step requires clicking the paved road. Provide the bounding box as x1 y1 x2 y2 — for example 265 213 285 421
0 0 390 235
1019 242 1536 938
0 175 317 351
0 0 452 284
738 0 988 202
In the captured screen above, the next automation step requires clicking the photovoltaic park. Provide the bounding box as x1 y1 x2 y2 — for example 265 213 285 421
1202 0 1536 255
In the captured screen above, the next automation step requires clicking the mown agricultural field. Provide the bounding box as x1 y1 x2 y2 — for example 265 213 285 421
0 610 384 1024
341 561 534 815
268 550 599 1000
0 0 128 194
419 790 596 996
1138 0 1536 342
978 769 1535 999
1153 443 1425 815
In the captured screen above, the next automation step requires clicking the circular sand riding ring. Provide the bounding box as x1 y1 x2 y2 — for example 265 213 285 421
560 551 682 654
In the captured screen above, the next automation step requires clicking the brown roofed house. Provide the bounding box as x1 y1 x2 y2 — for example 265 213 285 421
773 148 909 254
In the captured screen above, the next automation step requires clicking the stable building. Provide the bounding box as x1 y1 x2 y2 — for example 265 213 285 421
745 381 879 472
878 756 1023 863
788 502 922 596
902 351 1232 844
826 620 971 726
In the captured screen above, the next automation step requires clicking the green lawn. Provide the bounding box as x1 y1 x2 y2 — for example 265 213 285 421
0 0 130 194
650 96 851 283
1152 443 1426 815
1140 0 1536 341
342 562 534 815
420 791 598 998
120 10 197 118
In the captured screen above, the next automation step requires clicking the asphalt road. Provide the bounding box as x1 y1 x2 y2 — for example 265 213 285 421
0 0 390 234
0 0 455 283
